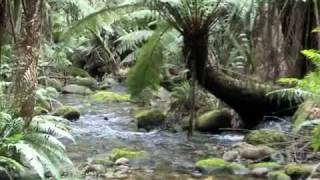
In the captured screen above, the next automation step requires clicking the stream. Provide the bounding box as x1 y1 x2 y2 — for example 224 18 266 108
59 92 290 180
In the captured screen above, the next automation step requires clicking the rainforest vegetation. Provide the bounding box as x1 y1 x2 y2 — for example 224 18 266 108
1 0 320 179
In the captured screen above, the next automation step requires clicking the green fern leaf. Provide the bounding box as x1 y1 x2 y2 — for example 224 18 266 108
126 23 171 96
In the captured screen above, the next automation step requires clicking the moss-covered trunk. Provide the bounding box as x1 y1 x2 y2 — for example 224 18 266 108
183 30 300 128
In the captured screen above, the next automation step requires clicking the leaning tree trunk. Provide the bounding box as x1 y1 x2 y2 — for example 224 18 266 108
13 0 44 127
183 29 300 128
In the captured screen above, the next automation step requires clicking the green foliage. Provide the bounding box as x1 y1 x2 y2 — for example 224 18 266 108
36 87 61 110
171 81 192 105
311 124 320 151
109 148 144 161
126 23 170 96
0 102 74 179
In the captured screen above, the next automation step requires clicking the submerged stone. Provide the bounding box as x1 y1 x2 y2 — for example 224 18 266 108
53 106 80 121
195 158 248 175
90 91 130 103
245 130 287 145
135 109 166 131
109 148 144 162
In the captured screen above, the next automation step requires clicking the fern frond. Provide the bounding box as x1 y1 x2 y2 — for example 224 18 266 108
0 156 25 173
59 3 144 41
116 30 154 54
126 23 171 96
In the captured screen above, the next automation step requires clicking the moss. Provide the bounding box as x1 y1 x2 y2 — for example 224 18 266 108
90 91 130 103
245 130 287 145
47 79 64 91
135 110 166 131
196 158 249 174
196 109 232 132
69 77 97 90
33 106 49 116
251 162 281 170
53 106 80 121
67 66 90 78
109 148 144 161
284 163 312 178
269 171 291 180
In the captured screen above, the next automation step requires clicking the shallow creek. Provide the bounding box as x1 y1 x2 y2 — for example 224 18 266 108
59 93 290 180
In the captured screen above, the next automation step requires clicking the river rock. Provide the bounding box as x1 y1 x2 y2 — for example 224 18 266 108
83 164 106 174
62 84 92 95
245 130 287 145
284 163 313 179
251 167 269 178
69 77 97 90
135 109 166 131
250 162 281 171
53 106 80 121
237 143 274 160
195 158 248 175
115 165 130 174
196 109 233 133
115 158 129 166
98 77 118 90
222 150 239 162
109 148 144 161
269 171 292 180
90 91 130 103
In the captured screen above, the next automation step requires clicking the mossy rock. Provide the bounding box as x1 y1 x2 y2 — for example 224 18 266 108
269 171 291 180
245 130 287 145
196 109 233 133
67 66 91 78
69 77 97 90
195 158 248 174
53 106 80 121
47 79 64 91
284 163 312 178
90 91 130 103
34 106 49 116
62 84 93 95
251 162 281 171
135 110 166 131
109 148 144 162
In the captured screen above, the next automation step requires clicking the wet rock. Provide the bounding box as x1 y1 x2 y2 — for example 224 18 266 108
251 167 269 178
115 165 130 174
135 109 166 131
62 84 92 95
196 109 233 133
83 164 105 174
109 148 144 162
223 150 239 162
91 159 113 167
98 77 118 90
90 91 130 103
195 158 248 175
250 162 281 171
66 66 91 78
69 77 97 90
284 163 313 179
115 158 129 166
245 130 287 145
269 171 291 180
47 79 64 91
53 106 80 121
238 145 274 160
34 106 49 116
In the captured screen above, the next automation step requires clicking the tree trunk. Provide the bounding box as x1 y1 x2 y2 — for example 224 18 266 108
201 67 299 128
13 0 44 127
0 0 6 64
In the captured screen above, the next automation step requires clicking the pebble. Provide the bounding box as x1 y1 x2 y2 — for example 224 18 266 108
115 157 129 165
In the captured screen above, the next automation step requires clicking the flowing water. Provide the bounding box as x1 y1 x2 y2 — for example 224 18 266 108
59 93 290 180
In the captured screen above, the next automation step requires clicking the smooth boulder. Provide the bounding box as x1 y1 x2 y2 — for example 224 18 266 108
53 106 80 121
135 110 166 131
62 84 92 95
196 109 233 133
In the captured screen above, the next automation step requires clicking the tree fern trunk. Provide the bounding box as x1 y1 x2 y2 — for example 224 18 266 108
13 0 44 127
0 0 6 65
